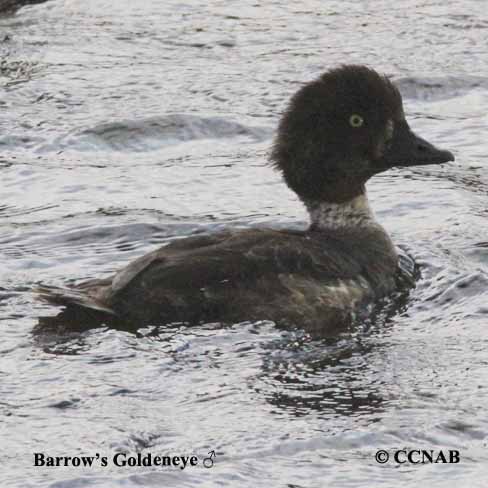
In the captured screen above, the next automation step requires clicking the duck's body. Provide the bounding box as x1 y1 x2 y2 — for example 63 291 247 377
41 218 396 334
38 65 454 335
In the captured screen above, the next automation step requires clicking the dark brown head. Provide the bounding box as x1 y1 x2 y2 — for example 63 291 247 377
270 65 454 203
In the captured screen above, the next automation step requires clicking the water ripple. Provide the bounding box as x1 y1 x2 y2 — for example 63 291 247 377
43 114 273 153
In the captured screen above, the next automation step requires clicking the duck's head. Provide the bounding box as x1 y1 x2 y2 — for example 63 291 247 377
271 65 454 204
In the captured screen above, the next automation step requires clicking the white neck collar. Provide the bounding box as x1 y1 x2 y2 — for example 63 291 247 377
306 193 378 231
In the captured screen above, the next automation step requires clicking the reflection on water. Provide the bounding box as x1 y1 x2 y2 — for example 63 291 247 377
1 1 488 487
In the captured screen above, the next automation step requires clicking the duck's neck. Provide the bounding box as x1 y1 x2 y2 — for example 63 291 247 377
306 193 379 232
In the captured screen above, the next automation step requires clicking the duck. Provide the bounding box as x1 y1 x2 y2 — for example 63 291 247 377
37 65 454 336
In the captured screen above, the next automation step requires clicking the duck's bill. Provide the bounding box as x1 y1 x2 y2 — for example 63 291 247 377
379 120 454 169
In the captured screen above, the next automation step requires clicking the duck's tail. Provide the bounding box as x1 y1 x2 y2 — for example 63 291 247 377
35 284 119 333
36 284 116 315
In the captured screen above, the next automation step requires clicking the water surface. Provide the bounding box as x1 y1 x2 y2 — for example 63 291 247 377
1 1 488 487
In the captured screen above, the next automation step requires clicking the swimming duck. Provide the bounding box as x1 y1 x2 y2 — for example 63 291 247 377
38 65 454 336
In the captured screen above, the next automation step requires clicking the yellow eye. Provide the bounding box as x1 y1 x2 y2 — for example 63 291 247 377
349 114 364 128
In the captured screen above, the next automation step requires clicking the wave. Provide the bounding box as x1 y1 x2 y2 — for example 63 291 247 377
395 75 488 101
51 114 272 152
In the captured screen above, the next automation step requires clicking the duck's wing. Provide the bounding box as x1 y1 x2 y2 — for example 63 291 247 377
104 228 364 299
37 233 236 310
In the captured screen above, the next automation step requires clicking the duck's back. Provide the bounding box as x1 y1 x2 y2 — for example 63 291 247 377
40 227 398 334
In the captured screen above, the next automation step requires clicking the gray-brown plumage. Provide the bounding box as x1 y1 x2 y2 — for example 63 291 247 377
37 65 454 336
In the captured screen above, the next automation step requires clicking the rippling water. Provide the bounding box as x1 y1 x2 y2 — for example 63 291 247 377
1 1 488 487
